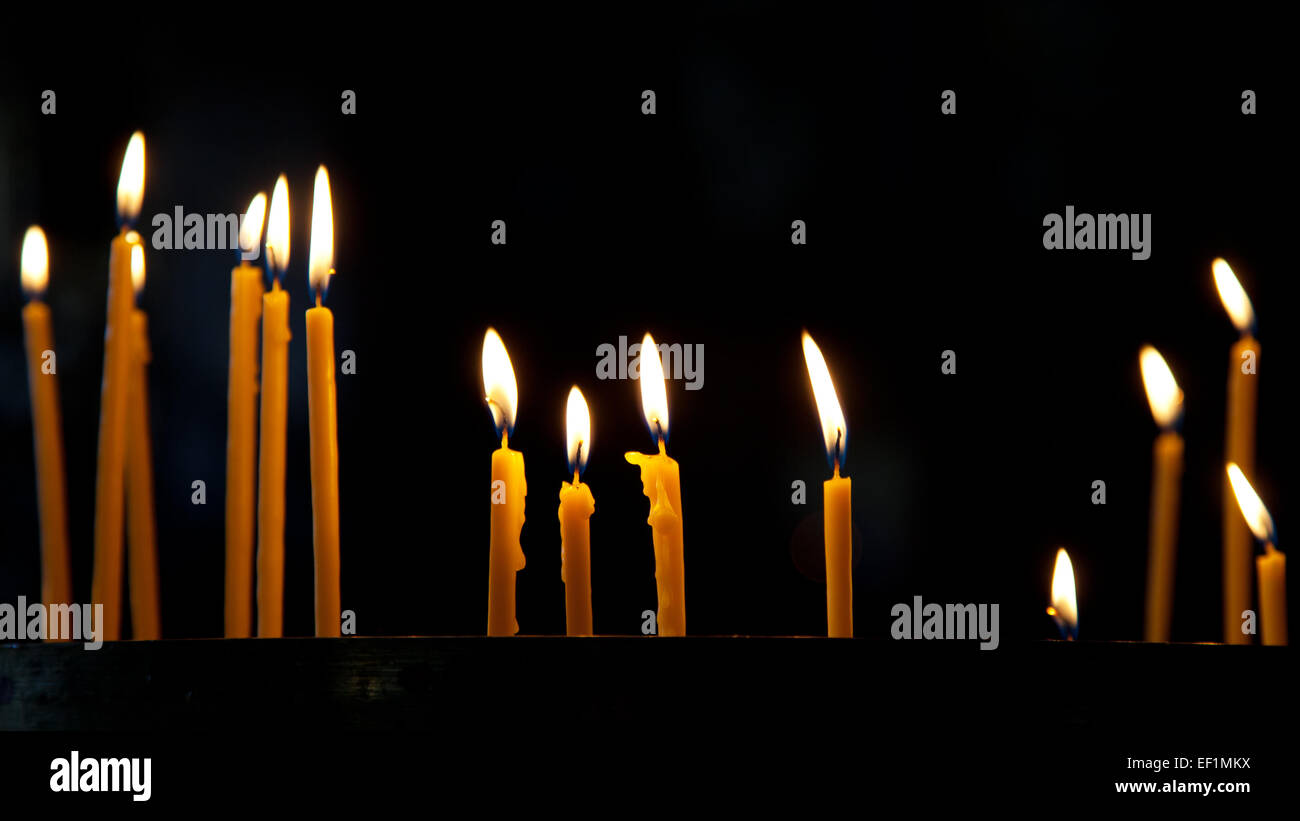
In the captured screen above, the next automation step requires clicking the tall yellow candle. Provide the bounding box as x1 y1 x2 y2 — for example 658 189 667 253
20 227 72 613
1140 346 1184 643
257 180 289 637
306 166 341 638
92 132 145 642
559 386 595 636
125 246 160 639
224 192 267 638
802 332 853 638
483 328 527 636
1227 464 1286 646
624 333 685 637
1213 258 1260 644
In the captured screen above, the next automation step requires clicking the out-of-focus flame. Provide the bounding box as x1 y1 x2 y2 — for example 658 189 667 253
638 332 669 443
239 192 267 256
482 328 518 438
1048 547 1078 638
20 226 49 295
308 165 333 294
566 386 591 477
116 131 145 223
1227 463 1276 543
1212 258 1255 333
1139 346 1183 429
130 242 145 294
267 175 290 275
802 331 847 470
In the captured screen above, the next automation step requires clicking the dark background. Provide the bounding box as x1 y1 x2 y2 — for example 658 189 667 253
1 4 1295 647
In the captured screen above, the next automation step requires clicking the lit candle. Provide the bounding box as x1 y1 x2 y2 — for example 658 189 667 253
1227 464 1286 646
125 242 160 639
1213 258 1260 644
624 333 685 636
20 226 72 614
257 178 289 637
224 192 267 638
801 332 852 638
306 166 341 637
92 131 145 641
483 328 527 636
1140 346 1184 642
1045 547 1078 640
559 386 595 636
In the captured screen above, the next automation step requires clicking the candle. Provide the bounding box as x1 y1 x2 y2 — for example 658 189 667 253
257 178 289 637
1227 464 1286 646
306 166 341 638
1045 547 1078 640
483 328 526 636
125 243 160 639
624 333 685 637
801 332 853 638
92 131 145 641
1213 258 1260 644
224 193 267 638
19 226 72 614
559 386 595 636
1139 346 1184 642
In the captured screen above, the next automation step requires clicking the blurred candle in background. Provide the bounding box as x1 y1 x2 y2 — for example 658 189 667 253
92 131 145 642
624 333 685 637
802 332 852 638
125 241 160 639
1140 346 1184 643
483 328 526 636
559 386 595 636
1213 258 1260 644
257 180 289 637
1045 547 1078 640
224 193 267 638
1227 464 1286 646
20 226 73 616
306 166 341 638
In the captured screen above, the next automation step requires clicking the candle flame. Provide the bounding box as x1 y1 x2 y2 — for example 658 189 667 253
1049 547 1078 637
802 331 847 470
566 386 591 477
308 165 333 295
239 192 267 256
20 226 49 295
482 328 518 437
1226 463 1276 543
116 131 145 224
637 332 669 443
1212 258 1255 333
267 174 290 275
130 241 145 294
1139 346 1182 429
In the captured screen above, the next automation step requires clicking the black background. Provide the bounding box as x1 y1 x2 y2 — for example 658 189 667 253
1 2 1296 805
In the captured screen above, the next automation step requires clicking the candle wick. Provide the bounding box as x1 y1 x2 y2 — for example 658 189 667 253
501 429 508 449
573 468 580 486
